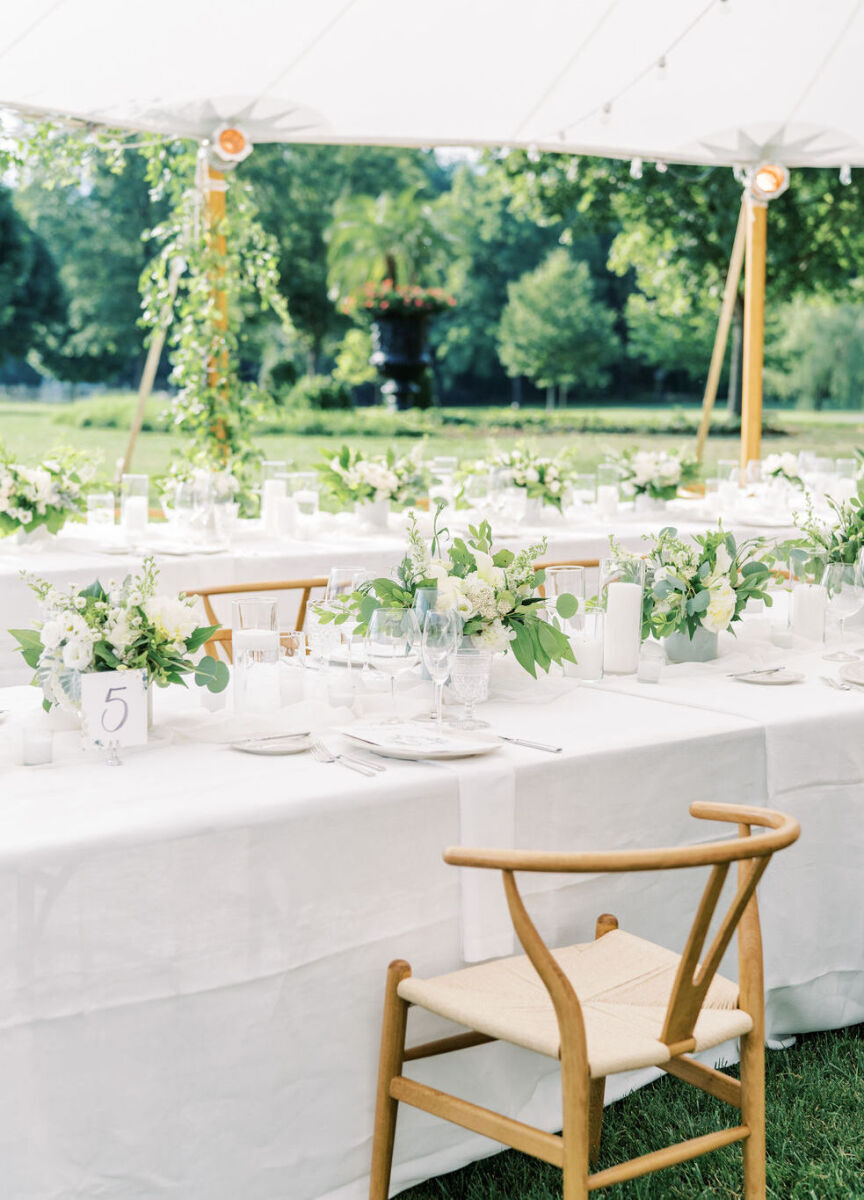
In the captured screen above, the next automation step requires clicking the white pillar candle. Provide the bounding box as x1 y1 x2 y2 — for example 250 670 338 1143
233 629 279 653
603 582 643 674
22 728 53 766
596 485 618 518
233 628 280 713
564 637 604 681
261 479 286 537
790 583 827 643
122 495 148 535
294 489 319 517
276 495 297 537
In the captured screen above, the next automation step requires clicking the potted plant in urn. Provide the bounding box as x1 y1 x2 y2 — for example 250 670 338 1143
326 189 454 409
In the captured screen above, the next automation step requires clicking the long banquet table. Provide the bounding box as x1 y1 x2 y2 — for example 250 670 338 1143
0 614 861 1200
0 501 796 685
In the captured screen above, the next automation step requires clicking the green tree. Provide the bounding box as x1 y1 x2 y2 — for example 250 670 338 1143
0 187 65 369
500 152 864 410
764 294 864 410
497 249 620 406
326 187 450 298
244 145 446 371
432 165 561 396
17 154 158 383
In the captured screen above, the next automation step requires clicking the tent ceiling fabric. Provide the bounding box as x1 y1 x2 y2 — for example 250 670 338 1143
3 0 864 167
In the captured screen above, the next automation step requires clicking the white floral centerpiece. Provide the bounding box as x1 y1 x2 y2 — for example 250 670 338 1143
609 527 775 661
610 447 700 502
10 557 229 713
316 444 430 509
317 504 577 676
490 447 567 512
762 453 803 487
0 446 96 538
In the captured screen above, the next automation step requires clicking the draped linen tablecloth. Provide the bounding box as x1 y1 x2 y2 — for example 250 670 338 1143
0 502 796 685
1 635 854 1200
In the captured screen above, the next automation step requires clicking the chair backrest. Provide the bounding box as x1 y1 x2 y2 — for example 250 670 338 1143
444 801 800 1058
183 577 328 663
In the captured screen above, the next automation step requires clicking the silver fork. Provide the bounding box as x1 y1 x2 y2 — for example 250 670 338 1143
311 737 378 777
821 675 852 692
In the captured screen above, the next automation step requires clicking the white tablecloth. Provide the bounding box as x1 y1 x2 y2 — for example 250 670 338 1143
0 615 860 1200
0 501 796 685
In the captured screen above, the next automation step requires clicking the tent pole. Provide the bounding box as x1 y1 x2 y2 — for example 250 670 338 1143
118 258 183 481
741 194 767 471
205 165 230 459
695 197 746 461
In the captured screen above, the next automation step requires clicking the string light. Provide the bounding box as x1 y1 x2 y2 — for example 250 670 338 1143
840 163 852 185
656 55 668 81
600 102 612 125
719 0 731 12
656 161 668 174
630 157 643 180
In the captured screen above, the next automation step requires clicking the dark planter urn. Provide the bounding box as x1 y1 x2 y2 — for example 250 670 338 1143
370 311 431 410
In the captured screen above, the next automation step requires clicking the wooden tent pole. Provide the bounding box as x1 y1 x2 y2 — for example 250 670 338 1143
118 258 183 481
695 198 746 462
205 165 230 458
741 195 767 471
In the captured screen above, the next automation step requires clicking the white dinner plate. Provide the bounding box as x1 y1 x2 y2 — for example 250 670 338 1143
341 722 500 760
734 514 793 529
230 734 311 756
839 662 864 687
733 669 805 686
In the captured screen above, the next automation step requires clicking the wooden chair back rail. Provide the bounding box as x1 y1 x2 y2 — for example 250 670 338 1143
443 802 799 873
183 577 329 664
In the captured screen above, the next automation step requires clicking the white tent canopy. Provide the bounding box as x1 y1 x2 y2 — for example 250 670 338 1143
2 0 864 167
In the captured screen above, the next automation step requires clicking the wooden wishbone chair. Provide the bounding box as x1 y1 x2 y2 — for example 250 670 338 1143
369 801 800 1200
182 577 328 663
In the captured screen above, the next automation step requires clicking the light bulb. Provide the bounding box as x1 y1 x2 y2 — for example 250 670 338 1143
600 102 612 126
656 55 667 81
630 157 643 180
656 161 668 174
719 0 731 12
840 163 852 185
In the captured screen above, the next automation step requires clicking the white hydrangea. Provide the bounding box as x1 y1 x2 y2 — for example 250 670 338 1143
472 619 514 654
143 594 198 643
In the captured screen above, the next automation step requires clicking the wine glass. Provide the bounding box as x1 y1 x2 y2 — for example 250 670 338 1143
821 563 862 662
421 611 460 725
365 609 420 721
448 646 492 729
325 567 366 602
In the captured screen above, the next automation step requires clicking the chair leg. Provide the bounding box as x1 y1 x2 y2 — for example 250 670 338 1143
586 912 616 1167
369 960 412 1200
739 1028 766 1199
561 1055 591 1200
587 1078 606 1166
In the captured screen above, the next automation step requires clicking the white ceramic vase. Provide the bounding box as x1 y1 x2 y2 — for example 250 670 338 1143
355 497 390 531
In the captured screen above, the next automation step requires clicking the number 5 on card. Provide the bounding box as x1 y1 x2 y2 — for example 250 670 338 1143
80 670 148 749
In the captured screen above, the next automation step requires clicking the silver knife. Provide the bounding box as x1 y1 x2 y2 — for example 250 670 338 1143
499 735 562 753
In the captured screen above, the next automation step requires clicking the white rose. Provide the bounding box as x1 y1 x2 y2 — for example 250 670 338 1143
713 545 732 576
436 576 473 618
472 550 506 589
144 594 198 643
658 458 681 482
472 619 514 654
701 580 737 634
62 638 94 671
40 619 63 651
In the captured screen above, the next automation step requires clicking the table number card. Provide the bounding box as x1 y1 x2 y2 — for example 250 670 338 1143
80 670 148 749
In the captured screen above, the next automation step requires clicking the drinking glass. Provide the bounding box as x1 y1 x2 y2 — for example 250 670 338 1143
413 586 439 625
463 473 489 507
290 472 320 518
565 610 605 681
365 608 420 720
571 473 596 506
232 598 280 712
543 566 585 635
821 563 862 662
716 458 738 481
325 567 366 603
421 611 461 725
836 458 857 480
121 474 149 538
86 492 115 529
449 647 492 729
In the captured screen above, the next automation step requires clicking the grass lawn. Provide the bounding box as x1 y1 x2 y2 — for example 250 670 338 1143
401 1025 863 1199
1 396 864 482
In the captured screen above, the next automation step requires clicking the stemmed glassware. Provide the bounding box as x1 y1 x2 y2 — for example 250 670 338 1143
821 563 863 662
420 611 461 725
448 646 492 729
365 609 420 721
325 567 366 602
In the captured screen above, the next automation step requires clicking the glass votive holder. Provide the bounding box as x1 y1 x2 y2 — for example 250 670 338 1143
87 492 116 528
232 598 280 713
279 630 307 705
22 726 53 766
289 472 320 519
564 610 604 681
121 474 149 536
637 640 666 683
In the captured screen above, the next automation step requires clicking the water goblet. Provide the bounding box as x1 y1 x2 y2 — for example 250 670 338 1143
421 611 460 725
821 562 862 662
448 646 492 729
365 609 421 721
